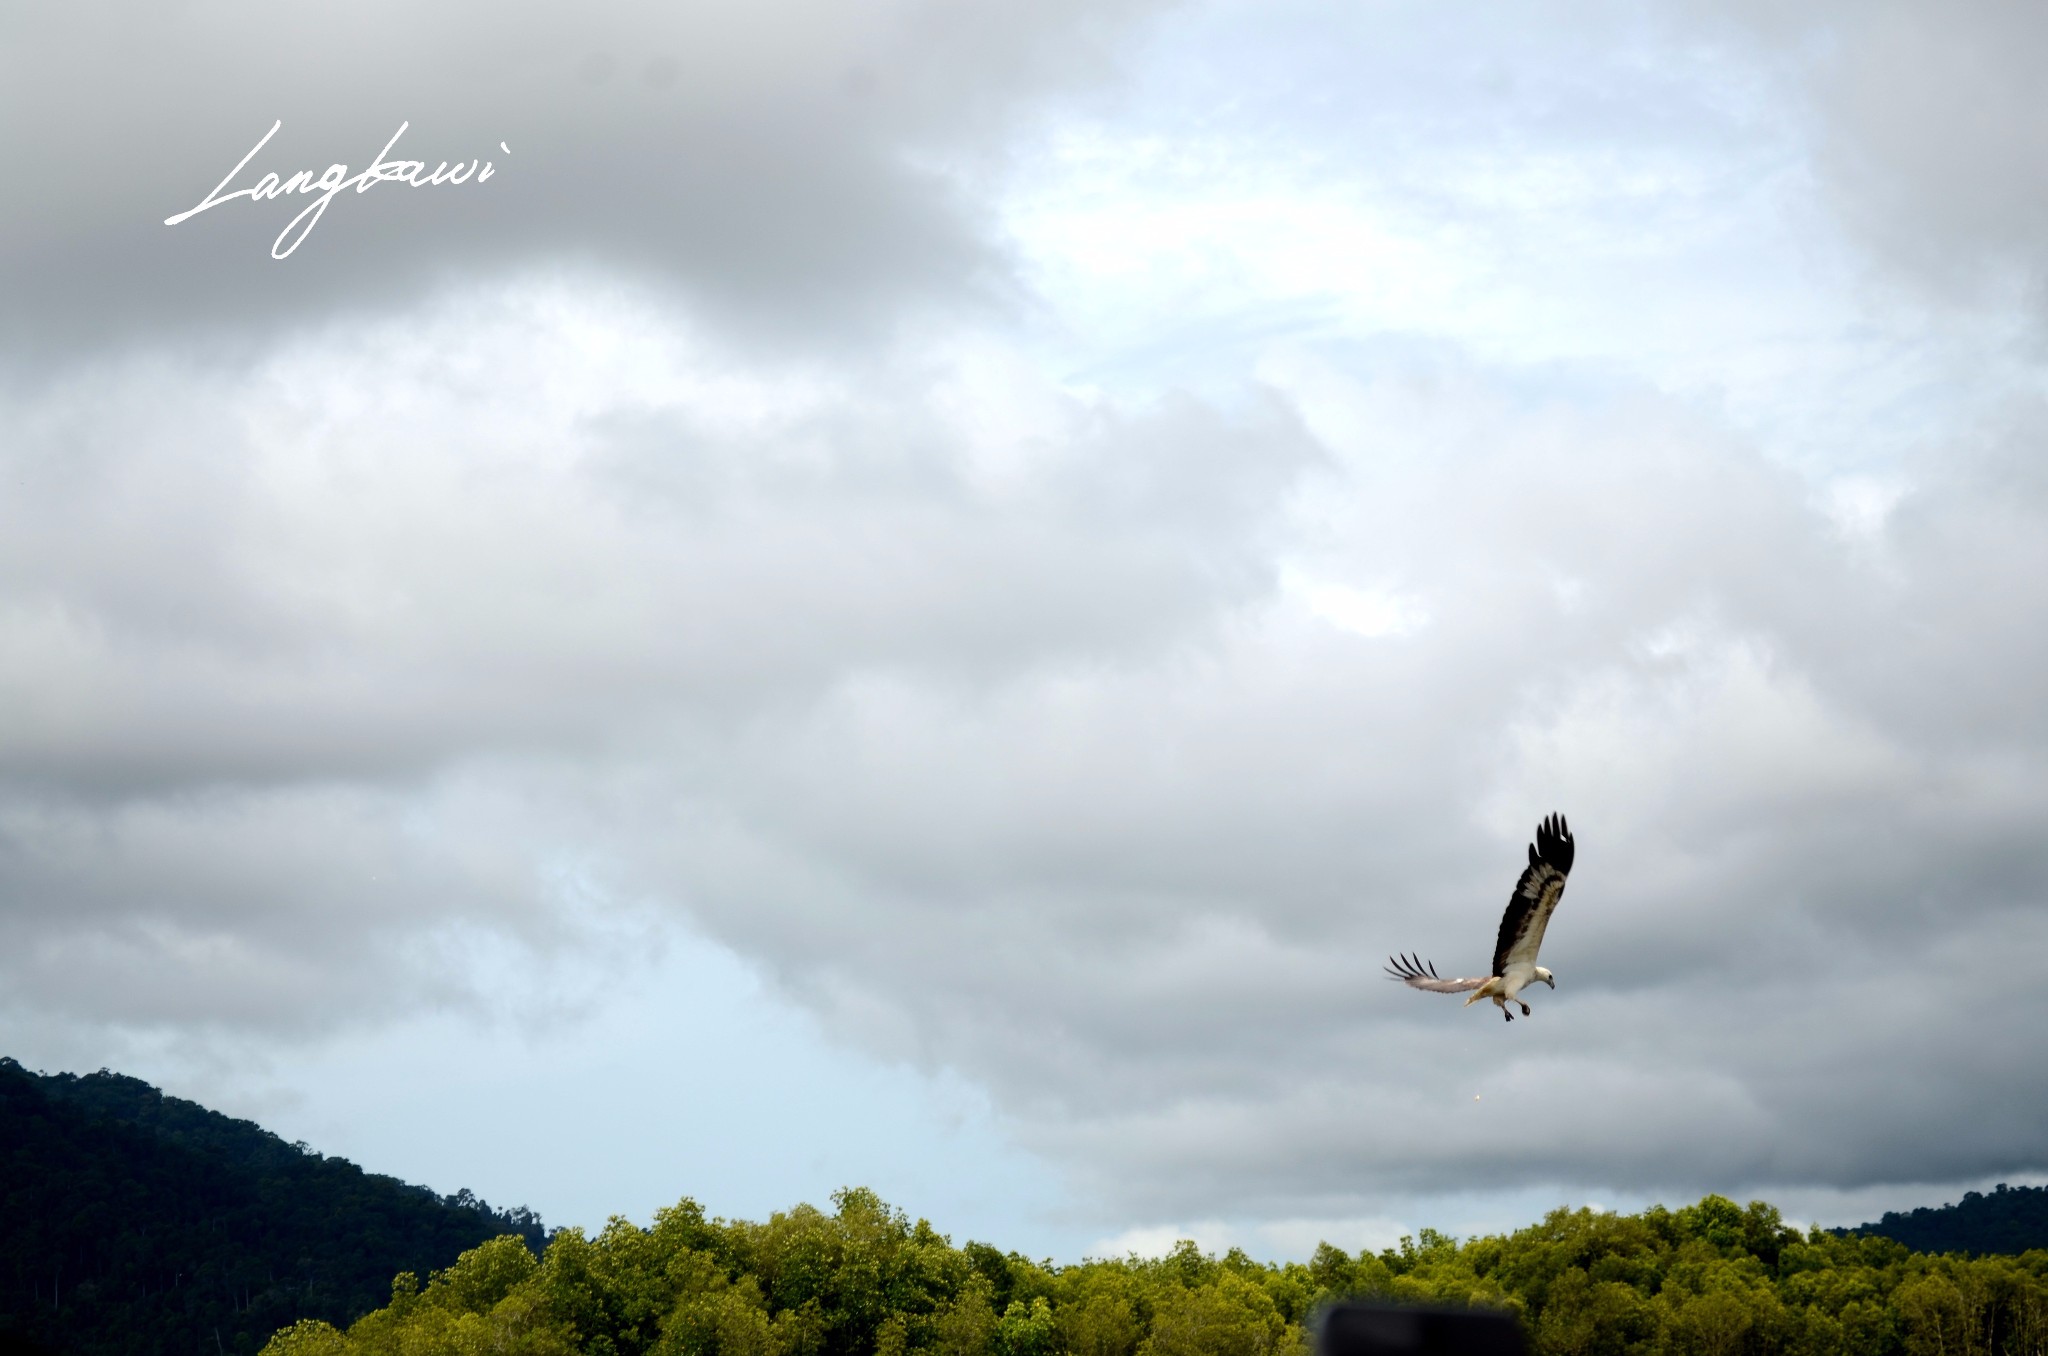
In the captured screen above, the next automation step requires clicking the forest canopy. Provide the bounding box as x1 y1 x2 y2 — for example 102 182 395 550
262 1187 2048 1356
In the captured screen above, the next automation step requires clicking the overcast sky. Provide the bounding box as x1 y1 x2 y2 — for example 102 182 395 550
5 0 2048 1261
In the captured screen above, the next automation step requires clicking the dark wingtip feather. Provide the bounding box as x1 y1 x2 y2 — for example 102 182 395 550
1387 952 1438 983
1532 811 1575 875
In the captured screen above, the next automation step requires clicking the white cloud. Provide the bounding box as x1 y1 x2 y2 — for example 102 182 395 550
1819 475 1911 541
1089 1221 1237 1261
1281 569 1432 639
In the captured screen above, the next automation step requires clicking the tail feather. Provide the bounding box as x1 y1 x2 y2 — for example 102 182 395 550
1461 977 1503 1006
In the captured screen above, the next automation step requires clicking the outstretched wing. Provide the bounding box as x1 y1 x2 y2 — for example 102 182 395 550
1491 812 1574 977
1385 952 1489 993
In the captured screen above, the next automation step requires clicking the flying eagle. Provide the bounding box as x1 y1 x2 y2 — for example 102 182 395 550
1386 813 1575 1022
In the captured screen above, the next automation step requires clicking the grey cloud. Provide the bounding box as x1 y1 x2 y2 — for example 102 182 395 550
8 0 2048 1237
0 300 1315 799
8 296 2045 1226
602 355 2048 1218
0 779 581 1032
1709 2 2048 315
16 292 2048 1229
0 293 1320 1040
0 0 1164 357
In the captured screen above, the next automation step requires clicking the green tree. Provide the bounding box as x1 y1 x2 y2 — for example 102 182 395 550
1661 1288 1756 1356
998 1297 1056 1356
1057 1291 1141 1356
429 1234 540 1314
1532 1268 1653 1356
1895 1272 1972 1356
258 1320 349 1356
1139 1271 1286 1356
936 1275 999 1356
657 1280 781 1356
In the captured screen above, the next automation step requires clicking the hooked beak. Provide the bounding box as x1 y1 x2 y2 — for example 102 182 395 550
1543 975 1557 989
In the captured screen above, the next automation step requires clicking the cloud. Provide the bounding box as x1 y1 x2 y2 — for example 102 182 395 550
7 0 2048 1245
16 275 2043 1224
0 279 1318 1037
0 0 1166 356
635 354 2048 1220
1708 1 2048 316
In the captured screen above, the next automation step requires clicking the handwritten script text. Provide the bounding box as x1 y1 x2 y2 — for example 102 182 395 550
164 121 508 259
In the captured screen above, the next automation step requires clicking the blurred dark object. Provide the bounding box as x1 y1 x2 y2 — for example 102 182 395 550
1317 1302 1526 1356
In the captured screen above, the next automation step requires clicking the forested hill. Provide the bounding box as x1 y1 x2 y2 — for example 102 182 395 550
0 1056 546 1356
1846 1183 2048 1256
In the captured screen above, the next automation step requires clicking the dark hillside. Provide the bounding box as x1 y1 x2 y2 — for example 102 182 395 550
0 1057 545 1356
1845 1182 2048 1256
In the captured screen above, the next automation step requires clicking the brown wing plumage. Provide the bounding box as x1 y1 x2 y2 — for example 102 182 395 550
1490 812 1574 977
1384 952 1489 993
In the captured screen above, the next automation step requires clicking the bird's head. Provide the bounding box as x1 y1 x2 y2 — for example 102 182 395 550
1534 967 1556 989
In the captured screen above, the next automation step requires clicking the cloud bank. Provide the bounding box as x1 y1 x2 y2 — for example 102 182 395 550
4 0 2047 1242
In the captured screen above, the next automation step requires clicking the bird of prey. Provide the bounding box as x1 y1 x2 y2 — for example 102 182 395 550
1386 813 1575 1022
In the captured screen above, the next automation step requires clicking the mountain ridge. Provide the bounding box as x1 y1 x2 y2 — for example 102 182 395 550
0 1056 545 1356
1844 1182 2048 1256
